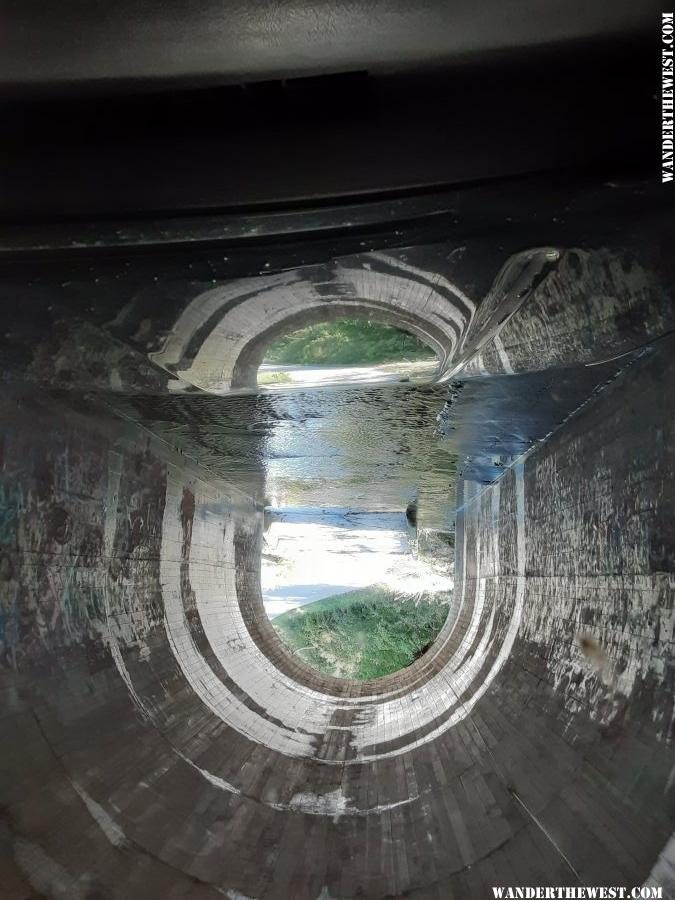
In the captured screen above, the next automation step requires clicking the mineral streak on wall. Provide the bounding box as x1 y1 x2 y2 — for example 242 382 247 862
0 194 673 898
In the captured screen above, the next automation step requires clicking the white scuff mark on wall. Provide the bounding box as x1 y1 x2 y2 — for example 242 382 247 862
107 637 152 721
174 748 426 817
274 790 419 819
364 795 419 816
101 449 154 721
71 782 127 848
493 334 514 374
176 751 240 795
287 788 352 823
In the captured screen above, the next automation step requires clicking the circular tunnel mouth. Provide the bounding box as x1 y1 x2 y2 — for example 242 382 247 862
260 505 453 681
250 310 443 391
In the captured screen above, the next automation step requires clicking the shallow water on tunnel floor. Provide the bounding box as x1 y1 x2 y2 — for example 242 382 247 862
108 380 459 531
102 347 651 546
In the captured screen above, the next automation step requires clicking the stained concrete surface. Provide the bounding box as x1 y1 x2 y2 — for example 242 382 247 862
0 195 673 898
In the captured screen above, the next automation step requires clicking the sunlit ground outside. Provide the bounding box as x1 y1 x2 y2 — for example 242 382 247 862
257 318 439 389
258 358 440 388
262 508 453 679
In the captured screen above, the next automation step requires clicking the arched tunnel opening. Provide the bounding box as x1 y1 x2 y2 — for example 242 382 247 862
257 316 440 389
0 204 673 897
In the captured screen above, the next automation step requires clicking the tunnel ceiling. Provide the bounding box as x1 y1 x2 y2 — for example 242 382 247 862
0 0 661 91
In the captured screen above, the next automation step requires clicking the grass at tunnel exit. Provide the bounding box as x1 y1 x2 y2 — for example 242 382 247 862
272 586 450 680
263 319 434 366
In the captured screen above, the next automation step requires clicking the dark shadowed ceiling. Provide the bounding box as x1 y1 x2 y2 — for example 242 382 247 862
0 0 663 92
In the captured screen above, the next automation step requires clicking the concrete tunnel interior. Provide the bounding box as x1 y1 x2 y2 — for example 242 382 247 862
1 199 674 898
1 7 674 897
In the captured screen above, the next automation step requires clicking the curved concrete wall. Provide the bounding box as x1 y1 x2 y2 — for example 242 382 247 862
0 220 673 898
148 251 477 392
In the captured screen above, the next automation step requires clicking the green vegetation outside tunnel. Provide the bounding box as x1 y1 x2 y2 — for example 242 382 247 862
272 586 450 680
263 318 436 366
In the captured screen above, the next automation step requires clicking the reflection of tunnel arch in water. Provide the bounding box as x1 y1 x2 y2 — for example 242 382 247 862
149 252 481 392
1 232 674 897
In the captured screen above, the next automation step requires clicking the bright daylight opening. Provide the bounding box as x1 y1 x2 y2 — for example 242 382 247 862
261 507 454 680
257 317 453 680
257 316 440 389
